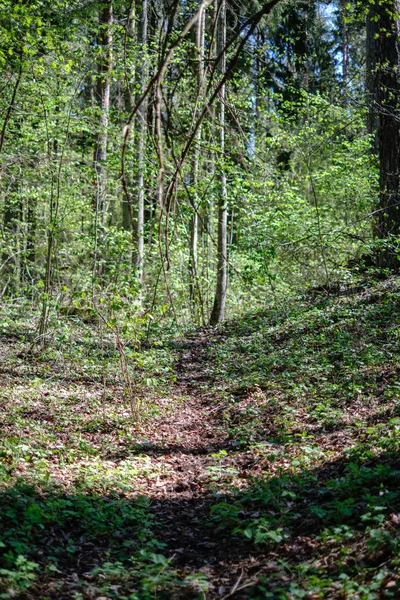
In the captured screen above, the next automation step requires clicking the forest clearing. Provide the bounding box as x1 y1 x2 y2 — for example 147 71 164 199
1 0 400 597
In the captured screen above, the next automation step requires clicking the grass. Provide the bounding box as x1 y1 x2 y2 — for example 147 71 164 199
1 274 400 598
0 311 199 599
204 275 400 598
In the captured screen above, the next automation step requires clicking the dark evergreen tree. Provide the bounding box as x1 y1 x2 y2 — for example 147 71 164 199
367 0 400 259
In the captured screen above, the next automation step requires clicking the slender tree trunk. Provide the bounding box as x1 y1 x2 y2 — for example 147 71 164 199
206 5 217 314
0 62 23 293
342 0 349 100
189 210 198 304
25 198 36 278
302 5 309 91
122 1 137 231
206 109 216 315
366 1 378 142
20 194 36 285
93 0 113 227
0 60 22 153
135 0 149 293
2 179 19 293
368 0 400 255
254 30 261 152
210 0 227 326
38 96 61 341
188 4 205 318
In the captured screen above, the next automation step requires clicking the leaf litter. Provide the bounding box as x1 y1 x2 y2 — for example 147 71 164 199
1 277 400 598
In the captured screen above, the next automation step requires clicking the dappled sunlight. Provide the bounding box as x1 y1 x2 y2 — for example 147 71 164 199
1 276 400 597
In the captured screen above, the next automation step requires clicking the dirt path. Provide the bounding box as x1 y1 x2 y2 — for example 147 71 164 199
1 327 263 599
3 282 400 598
133 331 261 598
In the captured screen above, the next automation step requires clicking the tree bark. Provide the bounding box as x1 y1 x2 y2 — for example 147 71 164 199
210 0 228 326
189 4 205 319
93 0 113 226
341 0 349 100
366 0 378 139
135 0 149 292
2 178 19 292
368 0 400 252
122 1 137 231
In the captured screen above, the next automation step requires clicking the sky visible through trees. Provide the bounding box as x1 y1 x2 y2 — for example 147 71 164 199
1 0 396 327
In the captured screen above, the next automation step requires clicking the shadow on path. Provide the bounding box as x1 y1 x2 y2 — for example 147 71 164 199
1 447 400 598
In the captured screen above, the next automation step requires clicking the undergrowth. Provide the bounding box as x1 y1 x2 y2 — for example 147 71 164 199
1 274 400 598
205 275 400 598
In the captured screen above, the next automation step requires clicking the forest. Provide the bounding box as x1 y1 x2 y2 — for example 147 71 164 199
1 0 400 598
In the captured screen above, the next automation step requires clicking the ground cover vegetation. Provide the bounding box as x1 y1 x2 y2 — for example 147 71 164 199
1 0 400 598
1 274 400 599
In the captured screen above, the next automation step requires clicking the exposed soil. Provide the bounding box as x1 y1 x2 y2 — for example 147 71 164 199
131 330 261 598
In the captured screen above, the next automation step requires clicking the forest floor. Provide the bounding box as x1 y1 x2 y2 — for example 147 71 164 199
1 274 400 599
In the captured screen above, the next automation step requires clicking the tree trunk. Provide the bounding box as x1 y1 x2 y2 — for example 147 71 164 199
188 4 205 319
210 0 227 326
122 1 137 231
1 61 23 293
342 0 349 99
93 0 113 226
368 0 400 255
26 199 36 272
21 196 36 284
2 179 19 293
135 0 149 293
366 0 378 139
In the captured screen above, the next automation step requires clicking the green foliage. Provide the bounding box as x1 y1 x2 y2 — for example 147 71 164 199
230 93 376 307
0 555 39 598
1 1 399 597
0 0 379 323
201 275 400 598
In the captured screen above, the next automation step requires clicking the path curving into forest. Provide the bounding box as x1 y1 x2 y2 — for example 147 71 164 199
135 329 269 599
